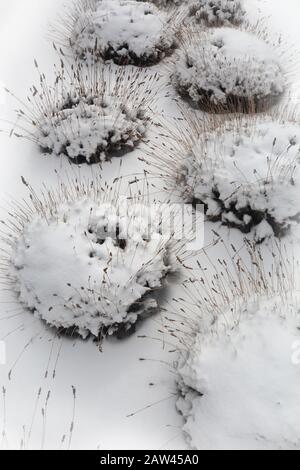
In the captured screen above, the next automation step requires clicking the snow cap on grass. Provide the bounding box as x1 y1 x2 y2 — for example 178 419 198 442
60 0 178 66
6 58 158 164
189 0 245 26
173 27 286 113
181 116 300 240
137 0 185 8
169 241 300 450
0 175 187 341
146 109 300 242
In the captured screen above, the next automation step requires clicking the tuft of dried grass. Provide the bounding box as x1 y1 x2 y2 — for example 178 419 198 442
0 171 195 342
160 238 300 353
170 21 297 114
50 0 185 66
4 50 162 164
142 102 300 239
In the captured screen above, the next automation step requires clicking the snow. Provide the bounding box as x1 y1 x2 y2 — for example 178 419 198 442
173 27 285 111
177 294 300 450
0 0 300 452
189 0 245 26
69 0 177 65
38 95 147 164
138 0 184 7
8 62 159 164
8 187 178 339
177 116 300 240
0 0 187 450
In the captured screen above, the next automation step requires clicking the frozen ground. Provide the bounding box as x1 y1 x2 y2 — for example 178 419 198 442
0 0 299 450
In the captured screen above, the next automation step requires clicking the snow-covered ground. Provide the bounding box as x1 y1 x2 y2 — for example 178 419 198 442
0 0 299 450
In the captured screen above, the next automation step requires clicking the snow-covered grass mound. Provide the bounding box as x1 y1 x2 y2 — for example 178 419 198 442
189 0 245 26
179 116 300 240
38 94 146 164
1 176 183 341
7 61 157 164
173 27 285 113
178 298 300 450
147 111 300 242
171 243 300 450
137 0 184 7
65 0 177 66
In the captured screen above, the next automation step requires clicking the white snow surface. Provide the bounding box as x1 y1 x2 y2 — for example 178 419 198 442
189 0 245 26
174 27 285 106
71 0 176 64
37 94 146 163
11 198 175 338
0 0 300 451
179 117 300 237
177 295 300 450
